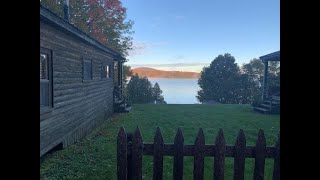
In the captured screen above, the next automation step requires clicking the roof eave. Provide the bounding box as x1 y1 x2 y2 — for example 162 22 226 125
259 51 280 62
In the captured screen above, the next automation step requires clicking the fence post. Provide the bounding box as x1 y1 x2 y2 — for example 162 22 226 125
214 128 226 180
117 127 127 180
127 132 133 180
153 127 164 180
173 128 184 180
273 134 280 180
194 128 205 180
233 129 246 180
132 127 143 180
253 129 266 180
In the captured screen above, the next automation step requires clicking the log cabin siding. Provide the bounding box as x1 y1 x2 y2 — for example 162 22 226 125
40 17 117 156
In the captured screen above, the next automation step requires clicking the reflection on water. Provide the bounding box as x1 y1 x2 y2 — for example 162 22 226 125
149 78 200 104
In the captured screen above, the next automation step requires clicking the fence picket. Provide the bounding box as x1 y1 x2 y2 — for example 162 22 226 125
132 127 143 180
173 128 184 180
233 129 246 180
117 127 127 180
194 128 205 180
272 134 280 180
153 127 164 180
253 129 266 180
214 128 226 180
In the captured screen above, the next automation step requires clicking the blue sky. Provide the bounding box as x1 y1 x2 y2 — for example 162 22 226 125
122 0 279 72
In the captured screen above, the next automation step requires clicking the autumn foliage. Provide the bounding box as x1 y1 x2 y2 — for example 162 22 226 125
40 0 134 57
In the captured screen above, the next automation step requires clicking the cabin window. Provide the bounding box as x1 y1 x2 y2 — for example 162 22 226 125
83 58 92 80
101 64 111 79
40 48 52 111
105 65 110 78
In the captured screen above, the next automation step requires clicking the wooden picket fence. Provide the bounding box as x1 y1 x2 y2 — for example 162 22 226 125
117 127 280 180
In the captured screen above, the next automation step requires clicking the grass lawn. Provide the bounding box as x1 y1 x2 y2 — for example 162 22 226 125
40 104 280 180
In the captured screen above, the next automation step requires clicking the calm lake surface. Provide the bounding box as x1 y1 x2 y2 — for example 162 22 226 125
149 78 200 104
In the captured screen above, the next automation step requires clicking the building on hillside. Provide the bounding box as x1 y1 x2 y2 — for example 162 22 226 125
253 51 280 114
40 4 129 157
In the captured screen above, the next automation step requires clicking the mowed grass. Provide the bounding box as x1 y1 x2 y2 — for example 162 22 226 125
40 104 280 180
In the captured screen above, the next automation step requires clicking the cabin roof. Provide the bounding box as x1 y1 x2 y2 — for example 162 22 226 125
40 4 125 61
259 51 280 62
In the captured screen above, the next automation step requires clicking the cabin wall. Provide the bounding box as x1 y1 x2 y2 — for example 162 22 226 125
40 20 115 157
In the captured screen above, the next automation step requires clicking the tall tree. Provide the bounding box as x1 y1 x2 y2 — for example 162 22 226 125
40 0 134 57
197 53 241 104
127 75 154 104
152 82 165 104
198 54 280 104
241 58 264 83
240 59 264 103
241 59 280 98
127 75 166 104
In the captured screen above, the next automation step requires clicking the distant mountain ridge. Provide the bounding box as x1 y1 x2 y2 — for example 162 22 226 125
131 67 200 79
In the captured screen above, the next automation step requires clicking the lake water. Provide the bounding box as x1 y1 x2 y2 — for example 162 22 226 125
149 78 200 104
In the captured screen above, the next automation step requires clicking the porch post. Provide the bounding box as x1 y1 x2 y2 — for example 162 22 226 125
262 60 269 101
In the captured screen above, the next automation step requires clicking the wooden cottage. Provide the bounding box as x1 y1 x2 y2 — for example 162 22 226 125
40 5 128 157
253 51 280 114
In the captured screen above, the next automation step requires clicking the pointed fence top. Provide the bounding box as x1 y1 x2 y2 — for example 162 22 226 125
215 128 225 145
235 129 246 145
196 128 204 139
118 126 126 137
257 129 266 144
195 128 205 146
175 128 184 143
154 127 164 142
134 126 142 139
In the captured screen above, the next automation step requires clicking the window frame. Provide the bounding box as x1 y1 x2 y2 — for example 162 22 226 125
82 57 93 81
106 65 110 78
101 63 111 80
40 47 53 114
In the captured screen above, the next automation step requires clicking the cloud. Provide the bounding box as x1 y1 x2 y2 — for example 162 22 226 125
174 15 185 20
150 15 184 29
128 40 168 57
150 17 161 29
128 41 151 56
152 17 161 21
172 55 185 60
150 22 160 28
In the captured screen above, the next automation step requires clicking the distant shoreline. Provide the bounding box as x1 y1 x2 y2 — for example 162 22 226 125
131 67 200 79
147 77 199 79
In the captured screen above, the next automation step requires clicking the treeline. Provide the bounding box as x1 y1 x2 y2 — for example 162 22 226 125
197 53 280 104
